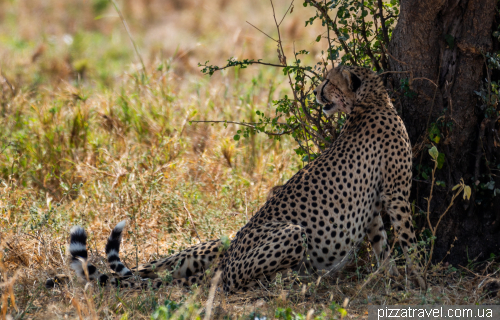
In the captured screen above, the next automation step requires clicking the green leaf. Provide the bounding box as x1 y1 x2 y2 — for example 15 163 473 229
233 134 240 141
422 172 429 180
338 308 348 317
485 180 496 190
444 34 455 49
429 146 438 160
315 35 322 42
220 235 231 250
437 152 445 169
436 181 446 187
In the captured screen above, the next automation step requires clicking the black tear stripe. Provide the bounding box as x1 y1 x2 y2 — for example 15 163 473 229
320 79 330 104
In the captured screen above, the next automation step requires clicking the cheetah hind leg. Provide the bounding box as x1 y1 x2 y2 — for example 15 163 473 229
366 213 400 277
222 223 307 293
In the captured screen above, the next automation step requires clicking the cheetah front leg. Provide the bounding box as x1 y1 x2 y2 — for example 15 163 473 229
221 222 307 293
386 198 426 289
366 213 400 277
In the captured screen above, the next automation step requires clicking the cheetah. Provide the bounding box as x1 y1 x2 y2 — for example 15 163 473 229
47 65 425 292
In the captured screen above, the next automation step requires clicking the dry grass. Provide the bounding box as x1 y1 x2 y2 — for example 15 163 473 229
0 0 499 318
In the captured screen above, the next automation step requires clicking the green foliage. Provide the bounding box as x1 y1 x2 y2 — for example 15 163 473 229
399 78 417 98
92 0 109 15
474 178 500 206
428 146 438 160
428 123 441 144
471 51 500 207
273 301 345 320
304 0 399 69
475 52 500 118
220 234 231 250
151 300 183 320
444 34 455 49
199 0 400 159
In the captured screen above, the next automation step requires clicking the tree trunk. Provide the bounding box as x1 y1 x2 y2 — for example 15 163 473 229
388 0 500 266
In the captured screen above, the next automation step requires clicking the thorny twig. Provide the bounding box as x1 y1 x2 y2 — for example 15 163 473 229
190 120 294 136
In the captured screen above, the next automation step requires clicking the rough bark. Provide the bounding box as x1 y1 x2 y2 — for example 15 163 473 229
389 0 499 266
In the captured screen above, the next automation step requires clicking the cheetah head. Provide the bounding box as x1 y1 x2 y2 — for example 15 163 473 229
313 66 362 115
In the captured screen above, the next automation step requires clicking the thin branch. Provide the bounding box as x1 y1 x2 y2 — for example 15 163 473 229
425 161 438 235
270 0 280 41
278 0 295 27
203 271 222 320
183 202 201 243
109 0 146 75
377 0 390 45
325 0 335 68
378 70 410 76
371 9 386 70
246 21 277 42
192 120 287 126
413 77 438 88
288 37 326 145
383 45 409 66
305 0 357 65
0 70 15 95
202 60 320 77
360 0 381 71
272 0 325 146
190 120 294 136
270 0 286 67
283 121 311 157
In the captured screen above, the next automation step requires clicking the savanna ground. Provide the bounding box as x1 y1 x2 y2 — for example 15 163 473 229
0 0 499 319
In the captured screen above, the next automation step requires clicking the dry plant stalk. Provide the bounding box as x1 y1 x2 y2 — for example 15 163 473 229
203 270 222 320
83 283 98 320
68 292 84 320
352 235 398 299
423 153 468 276
108 0 146 74
183 201 202 242
0 243 18 320
73 257 98 320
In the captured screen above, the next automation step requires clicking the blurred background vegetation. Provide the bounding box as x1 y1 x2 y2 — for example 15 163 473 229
0 1 345 317
0 0 338 195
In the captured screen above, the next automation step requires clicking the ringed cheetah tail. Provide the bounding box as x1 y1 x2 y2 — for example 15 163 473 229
105 220 133 278
68 226 109 284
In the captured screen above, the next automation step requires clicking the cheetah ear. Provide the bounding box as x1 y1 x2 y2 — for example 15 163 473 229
341 69 362 92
